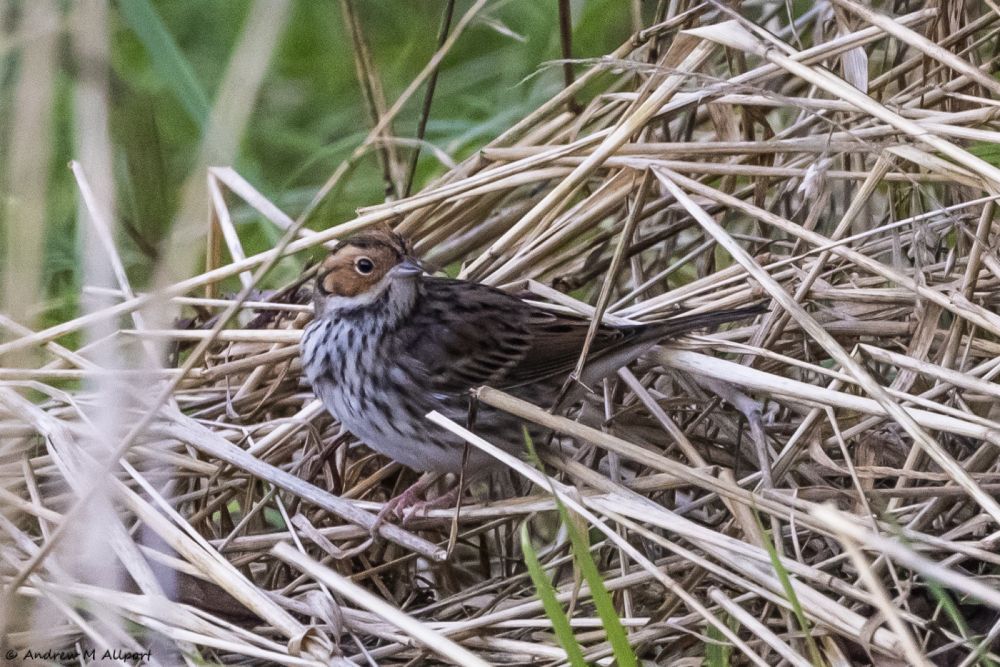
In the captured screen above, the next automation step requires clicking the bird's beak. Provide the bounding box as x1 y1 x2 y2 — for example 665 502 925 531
391 257 424 279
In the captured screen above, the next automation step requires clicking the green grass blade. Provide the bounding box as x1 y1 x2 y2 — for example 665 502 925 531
522 428 638 667
116 0 211 128
704 612 734 667
554 498 638 667
968 142 1000 167
754 512 824 666
520 522 589 667
925 579 998 667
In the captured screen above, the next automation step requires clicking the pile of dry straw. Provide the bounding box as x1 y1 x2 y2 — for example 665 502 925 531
5 2 1000 664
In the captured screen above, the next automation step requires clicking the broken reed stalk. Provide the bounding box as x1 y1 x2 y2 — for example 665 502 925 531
5 3 1000 665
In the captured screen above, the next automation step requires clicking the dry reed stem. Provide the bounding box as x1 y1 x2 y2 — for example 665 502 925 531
5 3 1000 664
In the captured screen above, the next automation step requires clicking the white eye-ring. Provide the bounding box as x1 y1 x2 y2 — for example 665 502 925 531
355 257 375 275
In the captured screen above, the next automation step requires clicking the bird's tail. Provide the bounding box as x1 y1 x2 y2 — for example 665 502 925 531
558 303 766 406
643 303 767 341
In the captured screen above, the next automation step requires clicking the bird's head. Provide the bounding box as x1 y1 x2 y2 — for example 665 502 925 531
313 225 423 318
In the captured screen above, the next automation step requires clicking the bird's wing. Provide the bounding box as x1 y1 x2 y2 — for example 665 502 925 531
397 278 639 394
395 278 536 396
397 277 762 396
498 308 639 388
505 306 766 390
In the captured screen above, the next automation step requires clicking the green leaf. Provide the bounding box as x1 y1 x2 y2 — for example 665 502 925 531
521 522 589 667
116 0 211 129
704 613 734 667
264 507 286 530
968 142 1000 167
554 497 638 667
755 512 824 666
523 428 639 667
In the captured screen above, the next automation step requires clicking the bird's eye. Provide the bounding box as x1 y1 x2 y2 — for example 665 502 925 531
355 257 375 275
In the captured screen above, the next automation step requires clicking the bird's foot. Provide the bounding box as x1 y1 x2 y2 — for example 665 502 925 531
371 472 437 534
399 485 462 527
371 473 463 533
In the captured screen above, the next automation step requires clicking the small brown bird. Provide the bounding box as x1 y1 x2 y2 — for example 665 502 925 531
301 226 759 516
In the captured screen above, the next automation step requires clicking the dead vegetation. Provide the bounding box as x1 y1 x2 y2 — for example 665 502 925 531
5 1 1000 665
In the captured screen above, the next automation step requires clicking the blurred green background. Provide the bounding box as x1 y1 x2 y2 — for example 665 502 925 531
0 0 637 332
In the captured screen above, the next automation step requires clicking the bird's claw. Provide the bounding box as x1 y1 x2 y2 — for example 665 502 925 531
370 480 461 534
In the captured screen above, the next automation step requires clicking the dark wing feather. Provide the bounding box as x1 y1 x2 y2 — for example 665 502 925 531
396 278 535 396
398 276 763 395
494 304 766 389
498 310 639 388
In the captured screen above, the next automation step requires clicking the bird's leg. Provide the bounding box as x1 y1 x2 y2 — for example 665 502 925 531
400 483 463 527
403 399 477 533
375 398 480 532
373 471 440 532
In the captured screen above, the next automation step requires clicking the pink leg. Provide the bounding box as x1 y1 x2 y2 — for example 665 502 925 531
400 484 462 527
372 472 465 531
373 472 439 532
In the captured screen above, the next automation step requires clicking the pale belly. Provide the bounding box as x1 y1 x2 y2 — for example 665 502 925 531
303 318 501 473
